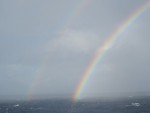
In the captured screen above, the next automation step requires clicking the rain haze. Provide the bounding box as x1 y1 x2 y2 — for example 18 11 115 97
0 0 150 100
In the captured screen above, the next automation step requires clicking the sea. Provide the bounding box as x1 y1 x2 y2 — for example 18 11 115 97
0 96 150 113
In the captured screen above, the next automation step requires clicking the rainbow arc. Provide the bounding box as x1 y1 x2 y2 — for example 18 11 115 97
73 1 150 102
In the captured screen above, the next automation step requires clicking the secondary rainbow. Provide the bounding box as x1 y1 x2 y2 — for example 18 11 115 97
72 1 150 101
28 0 91 100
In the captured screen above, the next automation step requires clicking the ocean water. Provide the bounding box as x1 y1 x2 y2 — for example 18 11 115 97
0 96 150 113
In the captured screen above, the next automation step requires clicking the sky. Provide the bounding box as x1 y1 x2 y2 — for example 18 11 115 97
0 0 150 99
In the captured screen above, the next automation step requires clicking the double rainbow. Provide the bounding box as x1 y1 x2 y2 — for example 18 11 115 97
28 1 150 101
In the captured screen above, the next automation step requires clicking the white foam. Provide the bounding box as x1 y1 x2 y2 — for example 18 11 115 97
13 104 20 107
131 103 140 107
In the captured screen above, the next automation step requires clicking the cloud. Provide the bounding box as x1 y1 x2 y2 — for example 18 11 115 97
0 0 150 98
44 29 100 54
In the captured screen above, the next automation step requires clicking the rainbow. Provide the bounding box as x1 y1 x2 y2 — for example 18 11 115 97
72 1 150 102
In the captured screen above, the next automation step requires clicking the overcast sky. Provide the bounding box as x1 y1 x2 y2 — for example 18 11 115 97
0 0 150 99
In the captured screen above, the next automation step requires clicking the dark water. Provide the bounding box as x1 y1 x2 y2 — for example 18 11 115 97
1 96 150 113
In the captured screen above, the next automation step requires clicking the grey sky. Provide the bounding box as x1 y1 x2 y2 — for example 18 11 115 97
0 0 150 99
